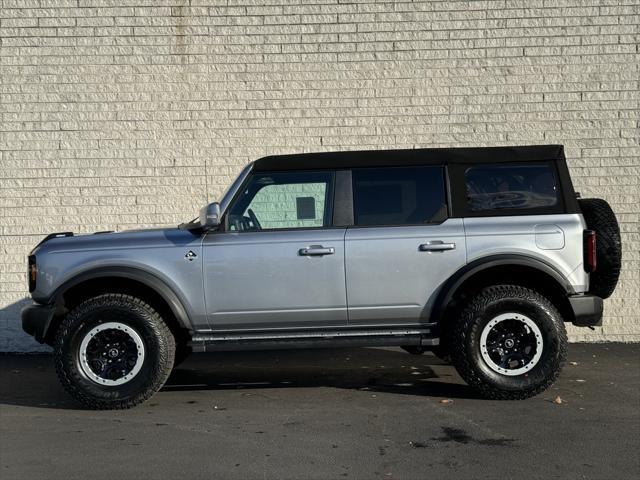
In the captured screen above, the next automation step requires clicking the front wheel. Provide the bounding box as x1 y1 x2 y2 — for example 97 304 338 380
448 285 567 400
54 294 175 409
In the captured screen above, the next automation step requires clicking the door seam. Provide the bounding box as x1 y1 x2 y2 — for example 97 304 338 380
200 232 211 330
343 227 350 324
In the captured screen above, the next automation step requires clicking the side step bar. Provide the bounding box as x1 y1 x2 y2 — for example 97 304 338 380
190 328 439 353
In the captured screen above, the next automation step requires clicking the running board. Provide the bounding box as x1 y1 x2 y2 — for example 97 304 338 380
190 328 439 352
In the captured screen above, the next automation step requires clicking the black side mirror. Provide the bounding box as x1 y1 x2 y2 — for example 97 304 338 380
199 202 221 230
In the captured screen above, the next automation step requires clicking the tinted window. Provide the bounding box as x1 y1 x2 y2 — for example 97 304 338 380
352 167 447 226
228 171 333 231
465 164 558 212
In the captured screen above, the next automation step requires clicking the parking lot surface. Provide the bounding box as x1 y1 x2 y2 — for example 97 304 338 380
1 343 638 479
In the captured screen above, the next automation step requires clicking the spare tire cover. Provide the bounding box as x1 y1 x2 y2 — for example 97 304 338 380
578 198 622 299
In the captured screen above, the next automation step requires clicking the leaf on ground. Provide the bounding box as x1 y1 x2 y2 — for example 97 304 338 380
409 441 428 448
553 396 563 405
439 399 453 404
569 361 579 366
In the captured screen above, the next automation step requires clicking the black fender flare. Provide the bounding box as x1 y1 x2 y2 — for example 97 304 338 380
44 266 193 331
431 254 575 324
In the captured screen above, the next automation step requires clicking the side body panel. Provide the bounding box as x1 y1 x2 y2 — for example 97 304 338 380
464 214 588 292
202 229 348 331
344 219 467 325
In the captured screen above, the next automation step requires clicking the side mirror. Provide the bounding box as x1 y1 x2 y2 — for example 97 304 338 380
199 202 221 230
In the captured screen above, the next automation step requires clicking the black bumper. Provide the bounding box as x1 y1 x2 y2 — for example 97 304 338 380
569 294 604 327
21 303 57 344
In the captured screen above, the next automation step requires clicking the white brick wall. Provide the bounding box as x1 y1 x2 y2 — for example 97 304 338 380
1 0 638 351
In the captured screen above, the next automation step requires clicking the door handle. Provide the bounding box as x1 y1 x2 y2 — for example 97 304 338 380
299 246 335 256
419 241 456 252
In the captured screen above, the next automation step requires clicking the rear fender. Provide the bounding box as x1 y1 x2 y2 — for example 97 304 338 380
432 254 575 324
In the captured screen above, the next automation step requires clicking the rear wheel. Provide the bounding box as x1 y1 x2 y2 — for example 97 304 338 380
449 285 567 400
54 293 175 409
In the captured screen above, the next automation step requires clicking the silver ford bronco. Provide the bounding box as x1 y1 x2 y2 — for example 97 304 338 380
22 145 622 409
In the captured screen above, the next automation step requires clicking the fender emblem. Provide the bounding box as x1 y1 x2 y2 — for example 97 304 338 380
185 250 197 261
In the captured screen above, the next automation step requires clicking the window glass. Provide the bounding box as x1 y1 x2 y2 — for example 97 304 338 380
352 166 447 226
228 171 333 231
465 164 558 211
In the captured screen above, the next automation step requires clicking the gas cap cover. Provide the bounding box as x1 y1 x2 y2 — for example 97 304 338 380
534 224 565 250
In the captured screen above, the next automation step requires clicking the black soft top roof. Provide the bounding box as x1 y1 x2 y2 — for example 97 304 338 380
253 144 565 171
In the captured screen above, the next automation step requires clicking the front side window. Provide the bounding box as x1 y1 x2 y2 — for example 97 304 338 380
352 166 447 226
465 164 559 212
227 171 334 231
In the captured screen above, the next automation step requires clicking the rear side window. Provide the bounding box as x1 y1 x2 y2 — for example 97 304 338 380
352 166 447 226
465 164 559 212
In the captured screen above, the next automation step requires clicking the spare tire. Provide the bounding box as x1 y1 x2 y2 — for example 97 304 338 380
578 198 622 299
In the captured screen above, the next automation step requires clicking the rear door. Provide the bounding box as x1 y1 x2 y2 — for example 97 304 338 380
344 165 467 326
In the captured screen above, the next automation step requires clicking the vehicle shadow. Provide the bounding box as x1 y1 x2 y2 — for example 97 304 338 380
0 347 479 410
165 347 479 399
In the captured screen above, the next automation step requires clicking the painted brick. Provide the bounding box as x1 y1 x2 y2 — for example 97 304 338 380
1 0 638 351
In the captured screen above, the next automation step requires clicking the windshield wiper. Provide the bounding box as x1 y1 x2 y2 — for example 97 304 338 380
178 217 200 230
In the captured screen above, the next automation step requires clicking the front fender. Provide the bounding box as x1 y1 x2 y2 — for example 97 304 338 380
45 266 195 331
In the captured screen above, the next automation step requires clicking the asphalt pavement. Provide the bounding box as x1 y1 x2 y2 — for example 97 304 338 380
1 343 639 480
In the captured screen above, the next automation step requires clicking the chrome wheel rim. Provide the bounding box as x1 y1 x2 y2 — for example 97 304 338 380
79 322 145 386
479 313 543 376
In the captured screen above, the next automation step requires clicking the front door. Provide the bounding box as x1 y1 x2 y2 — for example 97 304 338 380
345 165 467 326
202 170 347 331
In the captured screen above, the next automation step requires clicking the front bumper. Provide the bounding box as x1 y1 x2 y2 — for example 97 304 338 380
569 294 604 327
21 302 57 344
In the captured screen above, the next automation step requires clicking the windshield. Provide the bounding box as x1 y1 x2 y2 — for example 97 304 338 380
220 165 251 209
180 163 254 229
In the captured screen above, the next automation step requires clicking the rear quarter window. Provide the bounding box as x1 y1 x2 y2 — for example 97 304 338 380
465 164 560 213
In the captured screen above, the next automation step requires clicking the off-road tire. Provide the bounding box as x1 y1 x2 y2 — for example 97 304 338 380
449 285 567 400
54 293 175 409
578 198 622 299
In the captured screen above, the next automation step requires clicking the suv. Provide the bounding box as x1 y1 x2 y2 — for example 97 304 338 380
22 145 622 409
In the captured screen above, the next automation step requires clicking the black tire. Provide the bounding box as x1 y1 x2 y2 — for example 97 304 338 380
448 285 567 400
578 198 622 299
54 294 175 409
